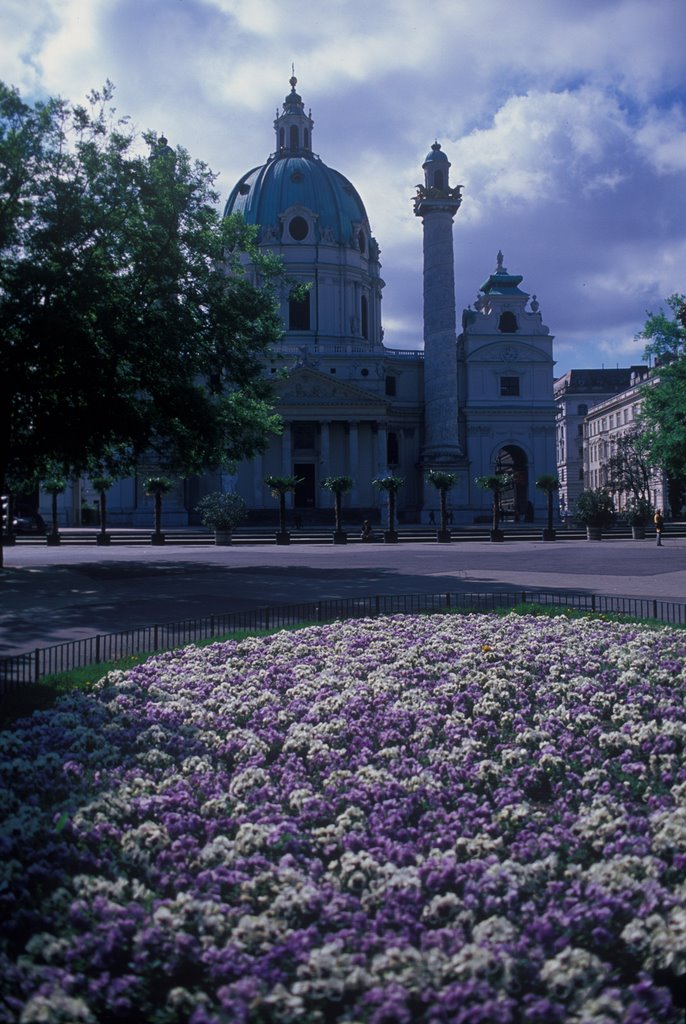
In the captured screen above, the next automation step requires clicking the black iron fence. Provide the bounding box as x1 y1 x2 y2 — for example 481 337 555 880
2 589 685 692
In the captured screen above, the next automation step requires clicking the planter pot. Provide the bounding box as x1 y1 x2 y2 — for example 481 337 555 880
150 532 166 545
46 533 61 546
383 530 399 544
490 529 505 543
96 533 111 545
437 530 451 543
586 526 603 541
333 530 348 544
275 531 291 545
542 528 556 541
631 526 646 540
214 530 233 545
1 533 16 546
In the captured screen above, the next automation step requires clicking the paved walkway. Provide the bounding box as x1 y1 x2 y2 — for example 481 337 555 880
2 534 686 657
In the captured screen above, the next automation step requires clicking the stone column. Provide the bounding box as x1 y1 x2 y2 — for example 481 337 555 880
282 422 293 508
348 422 359 504
320 421 331 506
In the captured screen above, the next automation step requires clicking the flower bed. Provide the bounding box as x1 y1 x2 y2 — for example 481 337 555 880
1 613 685 1022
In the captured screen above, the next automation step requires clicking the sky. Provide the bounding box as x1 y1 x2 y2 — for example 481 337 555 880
3 0 686 376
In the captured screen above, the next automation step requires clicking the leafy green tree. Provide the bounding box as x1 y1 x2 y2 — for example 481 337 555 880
0 81 284 565
637 297 686 502
637 293 685 362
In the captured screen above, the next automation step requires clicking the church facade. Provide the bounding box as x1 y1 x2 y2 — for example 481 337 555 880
45 77 558 528
222 76 557 525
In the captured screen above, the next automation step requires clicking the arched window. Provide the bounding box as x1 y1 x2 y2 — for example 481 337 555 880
498 311 518 333
289 125 299 150
304 129 310 149
289 289 310 331
433 170 444 190
361 295 369 339
279 128 285 149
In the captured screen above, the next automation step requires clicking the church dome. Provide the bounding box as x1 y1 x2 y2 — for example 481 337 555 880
224 155 372 249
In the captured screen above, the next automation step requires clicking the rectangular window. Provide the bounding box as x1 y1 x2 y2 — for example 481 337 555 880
385 375 397 396
500 376 520 397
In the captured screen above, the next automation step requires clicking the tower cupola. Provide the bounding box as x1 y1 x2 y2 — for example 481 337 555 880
274 72 314 155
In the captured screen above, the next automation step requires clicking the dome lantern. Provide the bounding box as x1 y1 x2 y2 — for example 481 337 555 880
274 69 314 155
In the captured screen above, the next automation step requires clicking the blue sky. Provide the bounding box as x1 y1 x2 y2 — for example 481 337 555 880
4 0 685 375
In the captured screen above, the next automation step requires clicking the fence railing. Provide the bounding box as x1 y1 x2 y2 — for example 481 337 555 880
2 589 685 692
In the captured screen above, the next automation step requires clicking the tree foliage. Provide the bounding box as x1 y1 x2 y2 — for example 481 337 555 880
0 80 284 508
637 293 686 362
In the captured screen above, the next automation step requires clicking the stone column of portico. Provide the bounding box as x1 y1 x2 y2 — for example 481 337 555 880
253 453 263 505
414 143 466 519
348 422 359 505
320 421 330 507
376 422 388 477
282 423 293 508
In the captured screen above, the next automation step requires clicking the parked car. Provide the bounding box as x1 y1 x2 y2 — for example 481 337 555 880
2 497 47 534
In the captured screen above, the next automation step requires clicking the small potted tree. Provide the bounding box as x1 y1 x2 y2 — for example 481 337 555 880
623 496 653 540
575 488 616 540
265 475 303 544
322 475 353 544
475 473 512 542
535 474 560 541
196 491 248 545
144 476 174 545
372 474 404 543
43 474 67 546
91 475 113 545
427 470 457 542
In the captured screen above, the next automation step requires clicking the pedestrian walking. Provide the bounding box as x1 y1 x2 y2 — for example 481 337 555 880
654 508 664 546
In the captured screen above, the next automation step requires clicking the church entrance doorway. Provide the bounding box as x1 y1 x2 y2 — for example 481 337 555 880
294 464 316 509
495 445 529 521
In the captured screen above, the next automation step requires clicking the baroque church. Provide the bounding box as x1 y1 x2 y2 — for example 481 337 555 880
220 75 557 525
53 76 558 528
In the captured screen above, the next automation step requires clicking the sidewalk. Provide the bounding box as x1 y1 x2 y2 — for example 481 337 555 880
2 536 686 657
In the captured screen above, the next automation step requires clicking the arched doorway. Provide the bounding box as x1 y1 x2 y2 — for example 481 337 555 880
495 445 529 522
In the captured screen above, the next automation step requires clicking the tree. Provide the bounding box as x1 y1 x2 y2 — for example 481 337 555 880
144 476 173 543
322 475 353 542
0 81 284 566
91 474 114 544
574 489 616 531
535 474 560 539
265 475 303 542
605 428 653 503
427 470 456 541
637 297 686 507
43 474 67 544
637 293 685 362
372 475 404 541
640 359 686 488
475 473 512 540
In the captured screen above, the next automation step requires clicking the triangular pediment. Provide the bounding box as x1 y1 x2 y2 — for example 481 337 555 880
275 365 386 409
